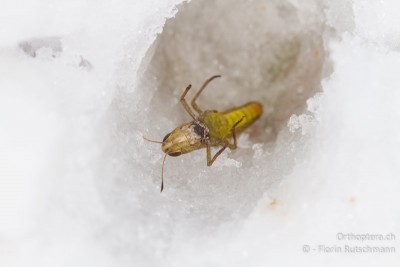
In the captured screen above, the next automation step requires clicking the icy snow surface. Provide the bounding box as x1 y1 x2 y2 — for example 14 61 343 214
1 0 400 266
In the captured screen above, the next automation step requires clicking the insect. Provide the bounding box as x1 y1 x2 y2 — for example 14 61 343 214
145 75 263 192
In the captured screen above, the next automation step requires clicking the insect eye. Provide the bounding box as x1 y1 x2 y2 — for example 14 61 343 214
168 152 182 157
163 133 171 142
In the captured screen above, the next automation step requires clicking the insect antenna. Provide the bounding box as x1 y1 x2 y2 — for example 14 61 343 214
143 136 167 192
161 152 167 192
143 136 163 144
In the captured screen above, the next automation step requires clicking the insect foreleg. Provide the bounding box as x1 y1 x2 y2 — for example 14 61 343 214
191 75 221 114
206 140 227 166
180 84 197 119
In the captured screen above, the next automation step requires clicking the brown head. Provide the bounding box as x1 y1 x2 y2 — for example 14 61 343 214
144 121 208 192
162 121 208 156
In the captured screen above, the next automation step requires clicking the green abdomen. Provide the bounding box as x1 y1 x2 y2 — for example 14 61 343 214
202 102 263 142
223 102 263 133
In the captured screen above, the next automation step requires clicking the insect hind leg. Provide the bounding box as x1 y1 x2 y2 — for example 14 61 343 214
228 116 245 150
191 75 221 114
205 115 244 166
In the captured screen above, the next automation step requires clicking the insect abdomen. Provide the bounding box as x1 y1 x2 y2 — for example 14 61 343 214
223 102 263 131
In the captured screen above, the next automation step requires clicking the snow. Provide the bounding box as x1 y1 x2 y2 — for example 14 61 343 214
1 0 399 266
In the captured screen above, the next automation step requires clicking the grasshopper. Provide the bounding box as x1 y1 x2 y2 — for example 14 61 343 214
145 75 262 192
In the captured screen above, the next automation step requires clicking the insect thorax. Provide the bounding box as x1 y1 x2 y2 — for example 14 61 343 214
199 111 231 141
194 120 209 144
